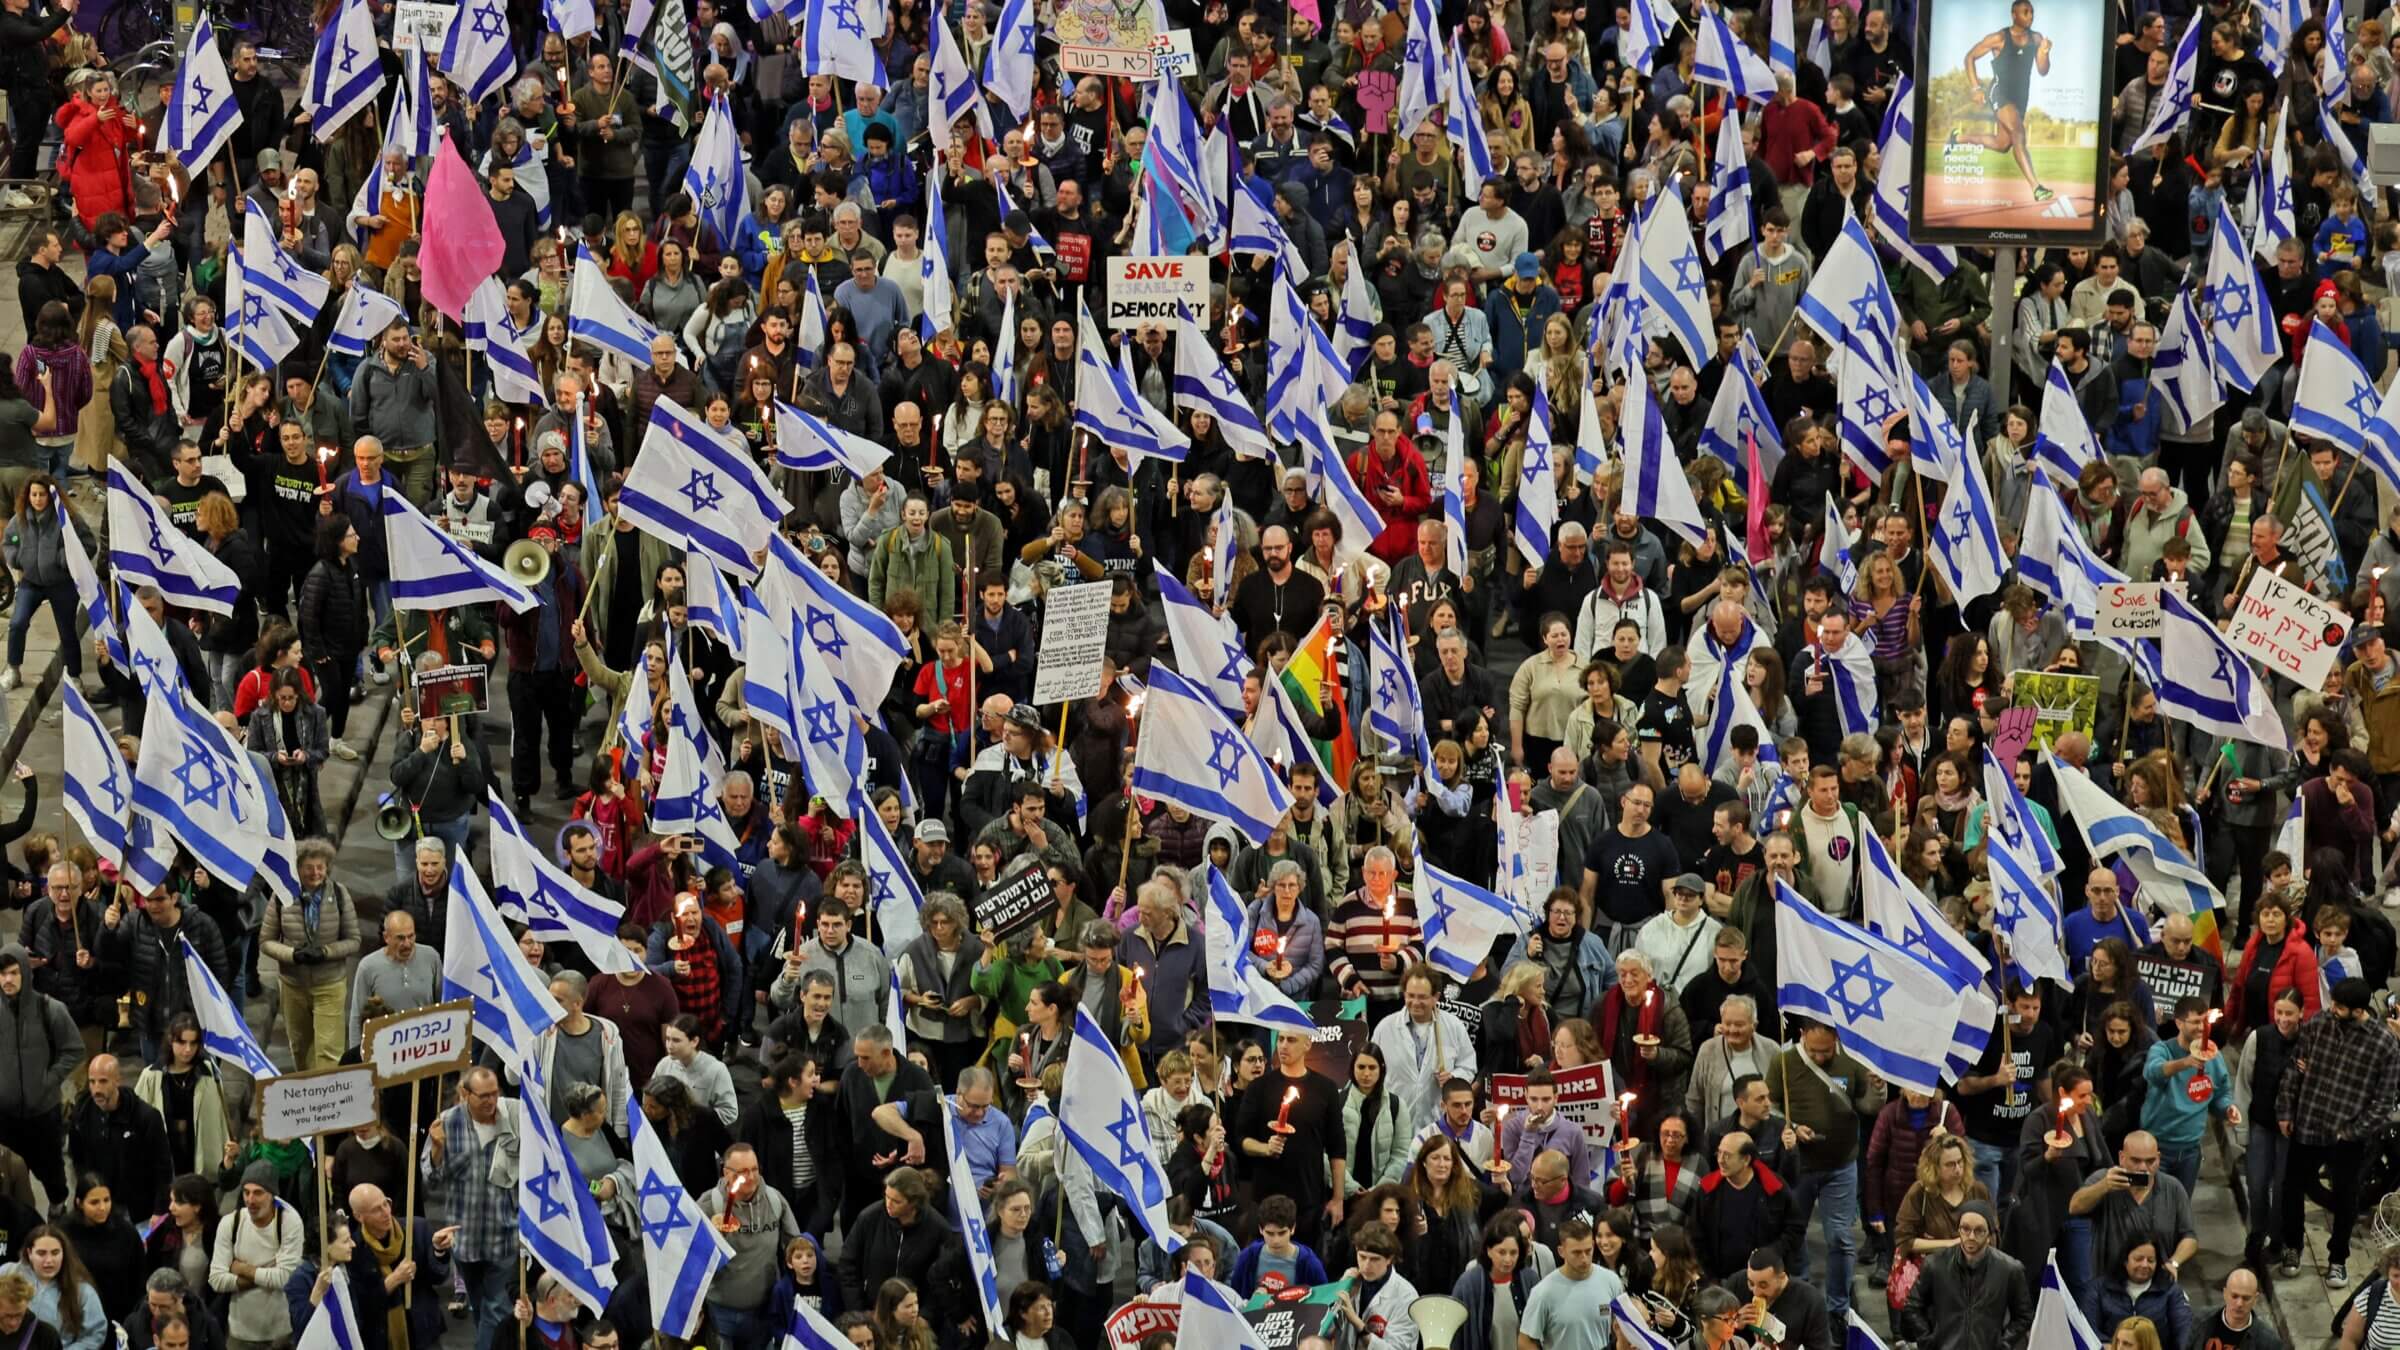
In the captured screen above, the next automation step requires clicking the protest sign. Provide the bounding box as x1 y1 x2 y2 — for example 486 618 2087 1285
415 664 490 721
1103 256 1206 328
1300 998 1368 1087
1103 1302 1179 1350
1057 0 1164 75
2226 569 2348 691
2095 581 2186 640
1243 1278 1355 1348
363 1000 476 1085
1029 581 1114 704
256 1064 380 1141
1489 1060 1623 1163
970 868 1057 945
2008 671 2099 750
391 0 455 50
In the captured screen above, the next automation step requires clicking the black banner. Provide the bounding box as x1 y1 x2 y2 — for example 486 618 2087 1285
971 869 1057 945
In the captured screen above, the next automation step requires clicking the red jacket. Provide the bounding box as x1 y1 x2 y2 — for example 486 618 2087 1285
56 97 137 230
2223 915 2323 1041
1758 96 1836 188
1350 441 1433 564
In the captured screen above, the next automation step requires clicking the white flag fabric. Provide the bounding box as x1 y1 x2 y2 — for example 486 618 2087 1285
438 0 519 103
1981 750 2068 985
756 535 909 717
1158 571 1251 724
1396 0 1447 138
1249 663 1337 808
391 46 436 159
1444 29 1495 184
1699 332 1783 474
1820 492 1858 592
652 644 747 867
2253 103 2296 262
1773 882 1981 1096
570 246 663 366
1635 191 1714 364
1908 371 2008 605
1514 374 1561 569
924 15 989 154
165 13 242 172
1416 841 1524 984
489 790 638 975
2134 588 2289 748
184 933 279 1080
620 397 792 580
2050 755 2233 928
1295 412 1386 563
2033 361 2104 488
2030 1253 2106 1350
1201 865 1315 1034
2207 195 2280 392
787 599 871 818
1180 1274 1279 1350
942 1096 1008 1332
306 0 386 139
1694 2 1777 101
326 284 410 359
108 464 240 614
133 687 271 886
383 490 538 613
1857 827 1995 1075
1059 1006 1180 1250
1171 308 1274 459
225 246 301 373
516 1083 620 1314
628 1106 732 1338
2016 487 2114 636
293 1269 365 1350
1130 665 1296 845
1367 605 1426 758
441 858 568 1068
774 401 893 477
2129 18 2201 154
799 0 885 81
1872 80 1955 281
1074 306 1189 463
62 683 135 870
981 0 1036 120
860 805 924 950
2297 319 2400 498
990 287 1019 407
683 92 750 248
2152 288 2223 434
243 202 332 325
919 170 957 337
1621 367 1708 546
464 278 546 407
1703 110 1752 265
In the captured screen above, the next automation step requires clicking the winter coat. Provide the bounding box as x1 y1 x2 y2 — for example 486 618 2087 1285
298 557 371 658
1898 1246 2035 1350
259 886 362 990
0 970 80 1117
56 98 136 229
2223 917 2324 1042
15 340 91 441
99 906 234 1038
866 526 956 625
2 504 67 588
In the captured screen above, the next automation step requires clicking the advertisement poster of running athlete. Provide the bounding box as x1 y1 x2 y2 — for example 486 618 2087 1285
1910 0 2112 243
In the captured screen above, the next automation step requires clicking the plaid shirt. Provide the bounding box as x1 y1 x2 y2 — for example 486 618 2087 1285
2277 1011 2400 1144
421 1100 519 1264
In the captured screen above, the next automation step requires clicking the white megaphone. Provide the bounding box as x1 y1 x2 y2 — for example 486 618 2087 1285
1411 1297 1470 1350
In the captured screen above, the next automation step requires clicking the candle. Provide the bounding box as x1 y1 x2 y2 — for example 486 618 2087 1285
2058 1094 2073 1122
1618 1091 1637 1122
1127 965 1146 1003
1273 1085 1299 1130
1274 934 1289 963
316 444 333 487
1017 1030 1031 1071
2204 1009 2222 1051
1489 1104 1512 1169
512 416 526 469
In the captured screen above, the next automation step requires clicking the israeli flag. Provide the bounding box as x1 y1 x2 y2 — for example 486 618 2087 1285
1907 371 2007 604
919 169 957 337
1773 882 1983 1096
464 277 546 407
1335 245 1381 374
2321 83 2375 200
1231 181 1307 278
2207 195 2280 393
925 15 990 154
652 647 746 868
768 401 890 478
1703 111 1753 264
2030 1253 2106 1350
2017 487 2110 636
683 556 745 650
981 0 1036 120
1834 337 1903 482
568 394 603 524
1873 79 1955 281
1700 331 1783 474
1251 666 1337 808
794 269 827 374
1267 270 1350 443
1798 217 1904 372
1444 29 1495 185
518 1084 620 1314
1635 191 1714 366
2130 17 2201 153
1697 662 1775 779
683 92 749 249
1131 664 1295 846
1622 366 1708 547
944 1098 1009 1333
1200 865 1314 1034
788 601 870 818
117 579 185 698
133 687 270 886
2295 319 2400 497
61 684 136 870
2136 588 2288 748
731 584 796 747
183 933 279 1080
1416 839 1524 983
1857 828 1995 1072
60 499 107 664
2049 756 2227 928
1396 0 1447 138
108 464 241 615
2032 361 2104 488
1075 307 1186 463
859 804 924 949
1575 348 1612 479
620 397 791 580
1172 307 1274 460
799 0 885 81
438 0 519 103
226 247 301 373
1620 0 1677 73
1441 395 1471 578
1820 493 1858 590
1515 373 1561 569
1367 606 1426 759
306 0 386 140
384 490 538 613
755 535 909 717
442 858 568 1067
570 245 663 367
2153 289 2224 434
1981 750 2068 985
326 284 410 359
489 790 637 975
610 640 654 757
989 287 1019 406
2276 794 2306 868
165 14 242 173
1694 1 1777 102
627 1106 731 1338
1059 1006 1180 1250
1181 1274 1279 1350
294 1269 364 1350
1159 572 1250 723
1294 412 1385 562
2252 104 2296 261
1766 0 1797 76
391 46 435 160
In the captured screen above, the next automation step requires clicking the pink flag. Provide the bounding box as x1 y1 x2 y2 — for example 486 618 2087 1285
418 129 503 324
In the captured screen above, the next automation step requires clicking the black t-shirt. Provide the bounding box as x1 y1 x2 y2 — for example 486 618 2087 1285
1697 839 1766 901
1655 780 1737 862
1954 1016 2063 1147
1233 1068 1345 1209
1583 827 1683 927
1639 685 1697 771
2195 1312 2278 1350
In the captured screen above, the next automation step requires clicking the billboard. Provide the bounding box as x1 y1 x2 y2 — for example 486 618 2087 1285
1910 0 2113 244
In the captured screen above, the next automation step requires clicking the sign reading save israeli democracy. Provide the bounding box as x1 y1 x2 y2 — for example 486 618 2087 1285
2225 568 2347 691
1103 256 1206 327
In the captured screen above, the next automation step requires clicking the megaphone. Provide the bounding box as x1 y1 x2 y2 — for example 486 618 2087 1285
504 538 551 586
374 792 416 841
1410 1297 1469 1350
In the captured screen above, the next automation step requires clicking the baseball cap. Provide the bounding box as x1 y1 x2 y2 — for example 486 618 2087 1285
1513 251 1540 280
1671 872 1705 895
916 820 949 844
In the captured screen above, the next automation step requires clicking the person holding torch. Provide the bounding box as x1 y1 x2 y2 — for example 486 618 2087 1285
1236 1029 1346 1247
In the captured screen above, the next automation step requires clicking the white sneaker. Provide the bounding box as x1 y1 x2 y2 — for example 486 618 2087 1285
370 661 393 686
329 740 361 762
0 189 36 210
0 668 19 690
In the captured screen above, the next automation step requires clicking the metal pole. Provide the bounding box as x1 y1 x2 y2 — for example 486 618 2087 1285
1988 247 2019 405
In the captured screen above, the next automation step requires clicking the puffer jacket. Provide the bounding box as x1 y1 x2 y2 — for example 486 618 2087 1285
297 557 371 659
3 504 67 587
55 97 136 229
99 906 234 1038
258 886 362 990
0 947 81 1116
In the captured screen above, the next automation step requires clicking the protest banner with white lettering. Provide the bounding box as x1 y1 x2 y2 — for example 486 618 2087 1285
1029 581 1115 704
969 868 1057 945
1489 1060 1623 1165
363 1000 477 1085
1103 256 1207 328
2226 569 2348 691
256 1064 381 1141
1103 1302 1179 1350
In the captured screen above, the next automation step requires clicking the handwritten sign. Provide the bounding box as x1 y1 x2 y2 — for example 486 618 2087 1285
2095 581 2189 640
362 1000 476 1085
2226 569 2347 691
415 664 490 721
1029 581 1114 704
1490 1060 1622 1180
1103 255 1205 328
256 1064 381 1141
969 868 1057 945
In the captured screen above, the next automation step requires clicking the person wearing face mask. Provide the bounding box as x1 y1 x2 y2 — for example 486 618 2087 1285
1895 1199 2032 1350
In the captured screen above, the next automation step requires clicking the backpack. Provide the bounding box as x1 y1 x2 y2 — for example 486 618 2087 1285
2336 1268 2387 1338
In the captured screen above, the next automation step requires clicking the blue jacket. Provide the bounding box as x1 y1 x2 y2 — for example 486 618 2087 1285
732 212 775 284
853 153 920 224
2093 1273 2192 1350
1284 159 1354 235
86 243 145 327
1230 1239 1329 1298
2104 363 2160 464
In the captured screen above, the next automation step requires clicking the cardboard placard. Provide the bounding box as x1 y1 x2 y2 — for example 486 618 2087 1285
415 664 490 721
1103 255 1206 328
362 999 477 1085
255 1064 381 1141
1103 1301 1180 1350
1489 1060 1622 1167
2095 581 2184 640
2225 568 2348 691
1028 581 1114 705
391 0 456 50
970 868 1058 944
2007 671 2099 752
1063 28 1194 79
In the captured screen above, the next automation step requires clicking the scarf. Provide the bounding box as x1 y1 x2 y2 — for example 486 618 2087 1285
1810 637 1879 735
1515 999 1552 1067
1596 988 1666 1098
1352 1087 1384 1179
359 1219 411 1350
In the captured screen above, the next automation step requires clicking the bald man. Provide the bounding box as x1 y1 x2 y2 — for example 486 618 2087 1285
2133 912 2222 1032
346 1182 456 1350
68 1052 171 1215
